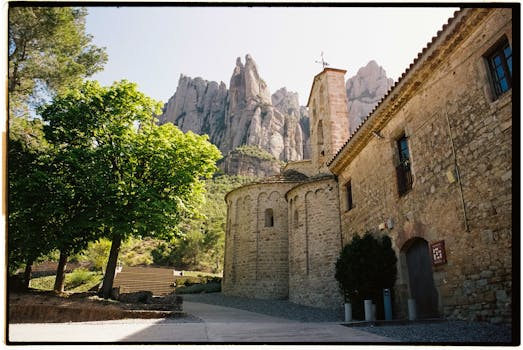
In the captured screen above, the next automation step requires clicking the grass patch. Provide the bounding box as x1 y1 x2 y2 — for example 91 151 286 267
65 269 103 293
29 269 103 293
29 275 55 291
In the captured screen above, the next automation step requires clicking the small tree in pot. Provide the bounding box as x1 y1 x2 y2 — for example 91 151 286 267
335 232 398 320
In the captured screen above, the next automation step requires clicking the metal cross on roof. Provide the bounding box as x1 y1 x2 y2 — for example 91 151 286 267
315 51 330 69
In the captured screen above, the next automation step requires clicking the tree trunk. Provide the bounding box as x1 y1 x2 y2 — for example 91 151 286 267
23 258 34 290
53 250 68 293
100 233 122 299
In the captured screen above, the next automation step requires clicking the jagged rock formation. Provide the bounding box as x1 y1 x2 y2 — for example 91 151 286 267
346 60 394 134
271 87 311 159
158 76 228 149
223 55 307 162
159 54 310 176
159 56 392 176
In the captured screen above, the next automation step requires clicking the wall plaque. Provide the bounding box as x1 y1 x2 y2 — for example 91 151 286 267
430 240 447 266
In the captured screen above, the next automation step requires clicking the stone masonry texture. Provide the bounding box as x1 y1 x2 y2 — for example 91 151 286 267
223 8 512 324
332 8 512 323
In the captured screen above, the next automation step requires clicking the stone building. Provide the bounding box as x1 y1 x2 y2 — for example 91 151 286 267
222 8 513 323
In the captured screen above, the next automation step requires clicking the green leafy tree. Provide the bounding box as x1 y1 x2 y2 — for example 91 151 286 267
335 232 398 319
78 237 156 272
8 6 107 117
39 80 222 297
8 117 55 287
8 5 106 289
9 115 102 292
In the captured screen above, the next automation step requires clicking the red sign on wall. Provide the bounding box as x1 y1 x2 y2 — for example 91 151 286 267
430 240 447 266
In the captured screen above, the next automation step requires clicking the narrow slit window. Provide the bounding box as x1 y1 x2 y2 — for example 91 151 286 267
317 120 325 158
346 181 354 211
265 208 274 227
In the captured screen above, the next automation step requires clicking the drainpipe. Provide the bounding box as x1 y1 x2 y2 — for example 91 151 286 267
445 110 470 232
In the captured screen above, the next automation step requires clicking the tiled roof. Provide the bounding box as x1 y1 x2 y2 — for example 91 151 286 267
258 169 310 184
224 169 310 201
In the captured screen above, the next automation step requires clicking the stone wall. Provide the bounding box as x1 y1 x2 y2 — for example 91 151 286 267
333 8 512 323
223 181 299 299
287 177 344 309
309 69 350 172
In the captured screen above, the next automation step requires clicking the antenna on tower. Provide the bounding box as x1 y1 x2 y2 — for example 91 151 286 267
315 51 330 69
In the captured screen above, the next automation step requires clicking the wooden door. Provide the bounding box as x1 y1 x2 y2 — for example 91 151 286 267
406 239 439 318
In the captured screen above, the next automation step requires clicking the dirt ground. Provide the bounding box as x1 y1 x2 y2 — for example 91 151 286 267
8 290 185 323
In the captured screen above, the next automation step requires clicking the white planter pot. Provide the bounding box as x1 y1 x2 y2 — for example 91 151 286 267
364 299 373 321
408 298 417 321
344 303 352 322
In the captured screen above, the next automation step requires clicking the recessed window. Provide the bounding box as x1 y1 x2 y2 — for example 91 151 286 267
396 135 413 196
486 38 512 99
345 180 354 211
265 208 274 227
317 120 325 158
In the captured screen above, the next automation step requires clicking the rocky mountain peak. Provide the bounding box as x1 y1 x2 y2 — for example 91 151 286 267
346 60 394 133
158 57 391 175
159 54 309 176
225 54 305 162
230 54 271 107
272 87 300 117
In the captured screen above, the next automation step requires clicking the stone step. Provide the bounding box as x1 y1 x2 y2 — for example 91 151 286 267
112 266 177 296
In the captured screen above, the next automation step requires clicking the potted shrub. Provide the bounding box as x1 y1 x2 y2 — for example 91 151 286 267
335 232 398 321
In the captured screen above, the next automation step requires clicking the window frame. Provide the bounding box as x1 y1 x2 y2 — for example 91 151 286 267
485 37 512 100
396 134 413 197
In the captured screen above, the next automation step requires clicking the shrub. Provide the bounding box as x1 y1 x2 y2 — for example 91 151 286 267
235 145 279 161
176 282 221 294
175 276 202 287
335 232 397 319
65 268 92 289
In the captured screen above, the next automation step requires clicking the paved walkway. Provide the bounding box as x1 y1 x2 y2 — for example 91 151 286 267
9 301 395 343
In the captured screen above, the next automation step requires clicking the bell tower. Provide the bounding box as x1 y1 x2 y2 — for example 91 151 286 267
307 67 350 172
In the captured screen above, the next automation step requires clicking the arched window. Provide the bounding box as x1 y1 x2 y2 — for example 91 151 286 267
265 208 274 227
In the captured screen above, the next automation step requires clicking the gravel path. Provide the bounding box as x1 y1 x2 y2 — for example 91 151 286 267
182 293 513 344
357 321 513 344
182 292 343 322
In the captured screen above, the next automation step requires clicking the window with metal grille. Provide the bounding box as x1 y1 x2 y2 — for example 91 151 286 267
396 135 413 196
487 39 512 99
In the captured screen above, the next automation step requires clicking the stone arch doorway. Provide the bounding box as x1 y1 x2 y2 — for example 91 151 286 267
403 238 439 319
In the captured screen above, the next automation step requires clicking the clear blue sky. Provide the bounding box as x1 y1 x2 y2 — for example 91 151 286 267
85 6 458 106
